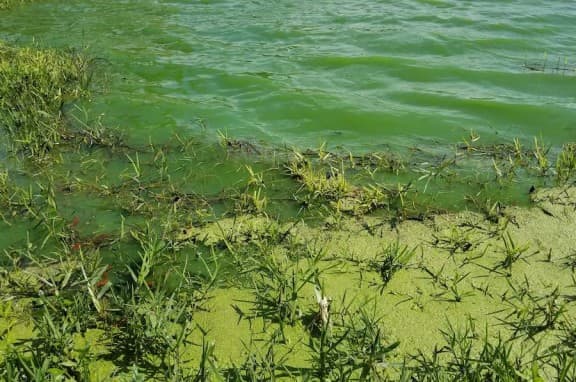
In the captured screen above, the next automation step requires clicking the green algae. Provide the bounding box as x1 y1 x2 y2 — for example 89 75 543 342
180 190 576 378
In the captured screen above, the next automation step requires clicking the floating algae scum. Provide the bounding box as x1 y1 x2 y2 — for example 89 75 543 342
2 1 576 381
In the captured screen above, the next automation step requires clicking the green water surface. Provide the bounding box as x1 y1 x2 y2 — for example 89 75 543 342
1 0 575 153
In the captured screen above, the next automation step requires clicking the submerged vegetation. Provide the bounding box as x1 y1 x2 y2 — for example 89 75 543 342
1 4 576 380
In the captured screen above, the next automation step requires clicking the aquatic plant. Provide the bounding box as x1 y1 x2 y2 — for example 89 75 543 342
106 288 196 377
193 336 219 382
70 107 125 150
217 129 260 154
415 156 457 193
234 165 269 215
494 277 568 340
409 319 528 381
422 265 474 303
431 226 479 255
0 251 107 380
465 191 506 224
310 296 399 381
224 333 294 381
497 231 534 276
556 143 576 183
0 0 31 10
286 151 351 203
0 41 93 158
250 252 319 329
369 240 417 293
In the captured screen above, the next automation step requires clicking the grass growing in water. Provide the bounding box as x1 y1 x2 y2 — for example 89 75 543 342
0 0 31 10
0 41 96 158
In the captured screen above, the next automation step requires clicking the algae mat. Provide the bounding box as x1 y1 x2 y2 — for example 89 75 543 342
188 186 576 362
2 185 575 379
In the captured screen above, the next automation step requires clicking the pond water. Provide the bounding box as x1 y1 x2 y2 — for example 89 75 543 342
1 0 575 154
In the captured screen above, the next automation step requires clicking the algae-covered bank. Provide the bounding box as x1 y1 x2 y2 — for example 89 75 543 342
2 2 576 381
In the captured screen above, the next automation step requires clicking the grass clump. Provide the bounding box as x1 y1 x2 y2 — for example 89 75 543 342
410 319 526 381
310 298 399 381
369 241 417 292
556 143 576 183
0 0 31 10
286 152 351 204
0 41 93 157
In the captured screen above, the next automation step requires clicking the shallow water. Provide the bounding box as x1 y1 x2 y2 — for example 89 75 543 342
1 0 575 153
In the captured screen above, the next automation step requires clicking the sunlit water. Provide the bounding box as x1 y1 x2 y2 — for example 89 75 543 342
1 0 575 154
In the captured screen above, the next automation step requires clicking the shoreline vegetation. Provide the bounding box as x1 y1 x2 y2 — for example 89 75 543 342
1 4 576 380
0 0 31 10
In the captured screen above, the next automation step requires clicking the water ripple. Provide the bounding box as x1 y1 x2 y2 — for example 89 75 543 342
1 0 575 151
